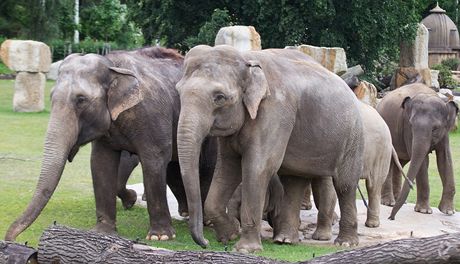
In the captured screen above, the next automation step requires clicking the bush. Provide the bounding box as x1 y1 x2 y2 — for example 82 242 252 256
441 58 460 71
431 63 458 89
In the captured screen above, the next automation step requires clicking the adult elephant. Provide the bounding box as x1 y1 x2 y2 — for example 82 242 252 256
377 83 458 219
176 45 363 253
5 47 215 242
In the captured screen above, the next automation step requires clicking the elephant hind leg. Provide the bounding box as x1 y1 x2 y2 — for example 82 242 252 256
365 178 382 228
117 151 139 210
311 177 335 241
166 161 189 218
272 175 307 244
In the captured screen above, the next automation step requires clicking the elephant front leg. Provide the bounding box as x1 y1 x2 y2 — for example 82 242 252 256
414 156 432 214
91 142 120 234
204 141 242 244
142 154 175 241
273 176 307 244
436 140 456 215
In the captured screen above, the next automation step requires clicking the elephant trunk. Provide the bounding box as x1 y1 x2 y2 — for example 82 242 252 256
177 103 212 248
389 133 431 220
5 111 78 241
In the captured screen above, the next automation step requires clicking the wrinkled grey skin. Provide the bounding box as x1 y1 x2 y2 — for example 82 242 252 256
176 45 363 253
377 83 458 219
117 136 216 216
227 174 284 226
5 47 209 242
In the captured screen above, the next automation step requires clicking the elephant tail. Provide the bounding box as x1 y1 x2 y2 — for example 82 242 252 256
391 147 414 189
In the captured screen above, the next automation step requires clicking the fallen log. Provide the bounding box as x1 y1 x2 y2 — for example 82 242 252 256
36 225 460 264
301 233 460 264
0 240 37 264
37 225 281 263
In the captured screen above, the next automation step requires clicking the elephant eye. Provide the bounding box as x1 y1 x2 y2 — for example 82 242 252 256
75 95 88 106
213 93 227 105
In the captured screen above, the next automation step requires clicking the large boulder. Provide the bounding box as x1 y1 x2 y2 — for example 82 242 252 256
215 25 261 51
288 44 348 75
352 80 378 108
13 72 45 112
0 40 51 72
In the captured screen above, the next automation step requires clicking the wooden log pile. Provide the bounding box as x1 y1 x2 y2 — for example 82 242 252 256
1 225 459 264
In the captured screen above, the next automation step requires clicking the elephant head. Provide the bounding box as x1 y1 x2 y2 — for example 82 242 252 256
175 45 269 247
389 94 458 219
5 54 143 241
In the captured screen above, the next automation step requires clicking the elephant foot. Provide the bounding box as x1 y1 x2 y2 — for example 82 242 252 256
178 202 189 218
312 226 332 241
233 234 263 253
210 215 240 244
145 225 176 241
332 212 339 226
334 233 359 247
273 226 300 244
119 189 137 210
414 203 432 214
380 195 395 207
93 221 117 234
365 216 380 228
438 201 455 215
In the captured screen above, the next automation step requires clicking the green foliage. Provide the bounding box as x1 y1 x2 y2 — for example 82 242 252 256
49 39 120 61
432 63 459 88
441 58 460 71
184 8 233 48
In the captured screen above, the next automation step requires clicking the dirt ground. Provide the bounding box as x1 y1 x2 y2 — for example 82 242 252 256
129 183 460 247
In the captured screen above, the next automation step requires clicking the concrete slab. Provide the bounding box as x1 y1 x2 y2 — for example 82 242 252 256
128 183 460 246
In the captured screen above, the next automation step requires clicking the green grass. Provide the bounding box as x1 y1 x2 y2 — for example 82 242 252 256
0 80 339 262
1 79 459 262
0 62 13 74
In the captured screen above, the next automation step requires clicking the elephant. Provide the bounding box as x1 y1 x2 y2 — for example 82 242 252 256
5 47 215 242
376 83 458 219
175 45 364 253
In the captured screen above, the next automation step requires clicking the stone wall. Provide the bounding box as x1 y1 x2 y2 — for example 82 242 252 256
287 44 348 75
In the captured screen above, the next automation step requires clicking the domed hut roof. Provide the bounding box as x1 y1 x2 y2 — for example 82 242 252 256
421 3 460 51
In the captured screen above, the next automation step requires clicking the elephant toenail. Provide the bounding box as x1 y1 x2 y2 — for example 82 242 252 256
160 235 169 241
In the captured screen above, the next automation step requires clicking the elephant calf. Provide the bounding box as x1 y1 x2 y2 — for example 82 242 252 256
377 83 458 219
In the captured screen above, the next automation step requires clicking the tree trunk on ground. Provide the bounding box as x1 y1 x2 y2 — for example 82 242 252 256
0 240 37 263
37 225 280 264
301 233 460 264
36 225 460 264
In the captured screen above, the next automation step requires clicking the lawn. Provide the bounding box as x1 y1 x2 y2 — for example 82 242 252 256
0 79 459 262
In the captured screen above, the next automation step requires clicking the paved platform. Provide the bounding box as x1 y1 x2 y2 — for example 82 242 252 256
128 183 460 246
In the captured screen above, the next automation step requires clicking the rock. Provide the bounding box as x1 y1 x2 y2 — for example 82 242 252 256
340 65 364 80
400 24 429 69
47 60 63 80
0 40 51 72
353 80 378 108
431 70 440 90
290 44 347 74
13 72 45 112
215 25 261 51
390 67 431 90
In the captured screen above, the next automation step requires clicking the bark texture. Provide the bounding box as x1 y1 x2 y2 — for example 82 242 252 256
301 233 460 264
34 225 460 264
37 225 280 264
0 240 37 264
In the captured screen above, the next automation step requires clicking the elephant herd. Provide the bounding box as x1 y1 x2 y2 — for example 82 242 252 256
4 46 458 254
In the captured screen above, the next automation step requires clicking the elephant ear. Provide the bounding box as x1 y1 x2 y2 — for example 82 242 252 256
401 96 411 109
446 100 459 131
108 67 143 121
243 60 270 119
